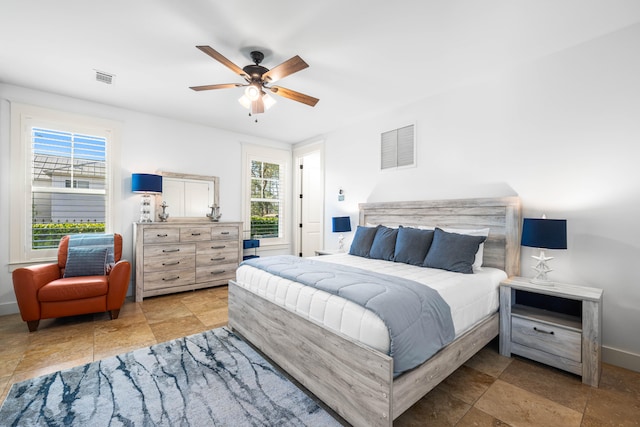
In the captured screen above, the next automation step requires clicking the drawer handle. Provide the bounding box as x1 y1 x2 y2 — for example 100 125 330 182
162 276 180 281
162 261 180 266
163 248 180 253
210 270 226 275
220 231 230 235
211 257 225 261
533 327 554 335
191 232 201 236
211 245 226 249
157 233 168 237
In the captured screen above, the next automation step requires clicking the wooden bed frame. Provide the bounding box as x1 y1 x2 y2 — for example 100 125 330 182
229 196 521 426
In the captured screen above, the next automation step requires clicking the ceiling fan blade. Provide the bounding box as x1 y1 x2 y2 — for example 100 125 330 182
269 86 319 107
251 96 265 115
196 46 249 78
189 83 242 91
262 56 308 83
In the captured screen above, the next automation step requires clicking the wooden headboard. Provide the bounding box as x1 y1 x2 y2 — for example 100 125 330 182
359 196 521 277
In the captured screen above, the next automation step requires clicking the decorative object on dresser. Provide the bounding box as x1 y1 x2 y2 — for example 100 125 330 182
521 216 567 283
158 201 170 222
331 215 352 251
207 204 222 222
132 173 163 222
134 221 242 302
499 276 603 387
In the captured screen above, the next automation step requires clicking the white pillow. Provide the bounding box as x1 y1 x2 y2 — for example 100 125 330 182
440 227 490 269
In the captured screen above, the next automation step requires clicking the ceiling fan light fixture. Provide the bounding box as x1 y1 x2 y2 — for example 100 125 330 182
262 93 276 110
245 84 261 101
238 94 251 109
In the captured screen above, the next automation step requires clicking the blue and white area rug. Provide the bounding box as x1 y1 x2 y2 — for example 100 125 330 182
0 327 341 426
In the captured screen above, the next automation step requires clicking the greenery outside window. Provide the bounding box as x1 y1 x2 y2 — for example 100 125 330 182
250 160 281 238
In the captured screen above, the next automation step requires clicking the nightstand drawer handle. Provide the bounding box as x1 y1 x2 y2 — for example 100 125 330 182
211 257 225 261
533 327 554 335
211 245 226 249
210 270 226 275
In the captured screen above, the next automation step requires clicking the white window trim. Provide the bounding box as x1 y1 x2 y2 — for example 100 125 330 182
9 103 121 265
241 143 291 247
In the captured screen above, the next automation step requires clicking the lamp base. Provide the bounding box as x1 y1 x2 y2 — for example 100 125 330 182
530 250 554 284
139 194 154 223
338 234 345 252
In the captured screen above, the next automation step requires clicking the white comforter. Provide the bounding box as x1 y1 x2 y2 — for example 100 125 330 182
234 253 506 355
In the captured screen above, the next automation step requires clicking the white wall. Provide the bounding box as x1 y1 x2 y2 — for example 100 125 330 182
0 83 290 315
323 24 640 370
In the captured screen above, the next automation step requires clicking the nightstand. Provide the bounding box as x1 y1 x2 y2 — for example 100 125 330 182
499 276 603 387
314 249 342 256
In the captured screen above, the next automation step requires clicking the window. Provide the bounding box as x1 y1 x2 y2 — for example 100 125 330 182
381 124 415 170
250 160 281 238
10 103 121 263
242 144 290 246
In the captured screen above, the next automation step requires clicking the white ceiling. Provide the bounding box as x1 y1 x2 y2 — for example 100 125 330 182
1 1 639 143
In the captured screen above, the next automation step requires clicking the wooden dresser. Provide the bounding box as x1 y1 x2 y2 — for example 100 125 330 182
134 221 242 301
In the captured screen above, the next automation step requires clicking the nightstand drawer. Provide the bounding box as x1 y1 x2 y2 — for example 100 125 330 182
511 316 581 362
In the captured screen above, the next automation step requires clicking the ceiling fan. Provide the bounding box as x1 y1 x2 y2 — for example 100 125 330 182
189 46 319 115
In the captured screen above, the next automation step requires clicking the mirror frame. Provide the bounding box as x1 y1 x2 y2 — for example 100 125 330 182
157 171 220 222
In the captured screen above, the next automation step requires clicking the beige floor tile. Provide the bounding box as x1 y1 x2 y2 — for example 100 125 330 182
395 388 471 427
475 380 583 427
148 314 207 343
93 321 157 360
10 356 94 385
193 307 228 328
499 357 592 413
584 386 640 426
0 358 21 378
456 407 510 426
438 365 496 405
464 343 512 378
598 363 640 397
140 297 194 324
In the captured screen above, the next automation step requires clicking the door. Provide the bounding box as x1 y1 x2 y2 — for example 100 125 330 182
294 145 324 257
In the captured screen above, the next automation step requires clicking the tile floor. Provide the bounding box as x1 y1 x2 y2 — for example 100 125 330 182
1 286 639 426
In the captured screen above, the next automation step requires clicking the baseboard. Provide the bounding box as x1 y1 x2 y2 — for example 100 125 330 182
602 345 640 373
0 300 19 316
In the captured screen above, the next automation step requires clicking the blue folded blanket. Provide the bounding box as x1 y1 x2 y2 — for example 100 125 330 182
242 255 455 376
68 233 115 264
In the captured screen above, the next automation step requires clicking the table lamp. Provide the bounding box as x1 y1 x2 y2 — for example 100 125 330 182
332 216 352 252
132 173 162 222
521 217 567 284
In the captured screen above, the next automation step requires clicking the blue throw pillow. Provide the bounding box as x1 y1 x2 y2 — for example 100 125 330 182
349 225 379 258
369 226 398 261
64 247 109 278
423 228 486 274
394 226 434 265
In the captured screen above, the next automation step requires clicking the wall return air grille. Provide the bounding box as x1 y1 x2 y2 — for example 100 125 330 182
381 124 415 170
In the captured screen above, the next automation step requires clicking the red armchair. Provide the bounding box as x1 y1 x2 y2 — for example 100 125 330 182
12 234 131 332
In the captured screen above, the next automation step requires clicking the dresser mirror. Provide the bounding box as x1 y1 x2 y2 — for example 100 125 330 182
157 171 220 221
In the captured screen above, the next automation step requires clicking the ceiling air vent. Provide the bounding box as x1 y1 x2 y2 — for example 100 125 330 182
95 70 114 84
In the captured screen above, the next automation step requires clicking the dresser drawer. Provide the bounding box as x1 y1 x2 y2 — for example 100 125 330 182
143 252 195 273
511 316 581 362
144 270 196 291
196 263 237 283
144 228 180 244
196 240 238 257
211 226 239 239
180 227 212 242
143 243 195 258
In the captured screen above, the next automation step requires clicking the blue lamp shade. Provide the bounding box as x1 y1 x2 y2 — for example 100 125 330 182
521 218 567 250
332 216 352 233
132 173 162 194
